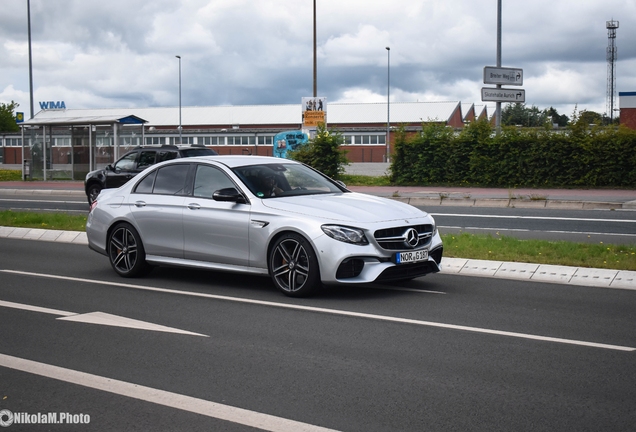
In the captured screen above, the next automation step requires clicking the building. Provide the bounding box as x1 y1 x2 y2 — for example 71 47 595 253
1 100 476 180
619 92 636 129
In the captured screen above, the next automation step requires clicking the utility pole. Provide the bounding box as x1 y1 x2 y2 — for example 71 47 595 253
495 0 502 131
606 20 619 123
313 0 317 97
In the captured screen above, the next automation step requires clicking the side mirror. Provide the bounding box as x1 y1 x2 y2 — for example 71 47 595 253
335 180 347 189
106 164 114 171
213 187 247 204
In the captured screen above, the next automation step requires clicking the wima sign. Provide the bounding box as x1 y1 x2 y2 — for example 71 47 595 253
39 101 67 110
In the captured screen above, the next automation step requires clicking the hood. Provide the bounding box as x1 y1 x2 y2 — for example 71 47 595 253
261 192 429 223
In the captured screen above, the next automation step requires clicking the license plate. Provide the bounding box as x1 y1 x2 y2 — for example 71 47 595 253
395 249 428 264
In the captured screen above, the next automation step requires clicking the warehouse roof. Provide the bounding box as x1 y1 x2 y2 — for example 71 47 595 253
26 101 462 128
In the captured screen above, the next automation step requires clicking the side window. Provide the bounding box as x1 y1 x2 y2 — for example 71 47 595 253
134 170 157 194
193 165 235 199
153 164 190 195
114 152 137 171
157 151 178 163
137 151 157 170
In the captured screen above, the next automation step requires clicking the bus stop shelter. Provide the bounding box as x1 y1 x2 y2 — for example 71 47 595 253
19 114 147 181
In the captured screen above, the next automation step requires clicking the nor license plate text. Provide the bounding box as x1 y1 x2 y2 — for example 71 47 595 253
395 249 428 264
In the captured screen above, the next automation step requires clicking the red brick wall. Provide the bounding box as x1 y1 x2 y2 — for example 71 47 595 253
620 108 636 129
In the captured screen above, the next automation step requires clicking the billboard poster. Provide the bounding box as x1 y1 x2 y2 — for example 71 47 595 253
302 97 327 128
273 130 309 159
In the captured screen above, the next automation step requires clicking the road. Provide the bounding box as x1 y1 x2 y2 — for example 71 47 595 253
1 239 635 431
1 191 636 244
429 206 636 244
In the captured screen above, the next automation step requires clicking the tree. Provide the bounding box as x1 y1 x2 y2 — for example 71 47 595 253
546 106 569 127
0 101 20 133
501 103 549 127
576 110 603 126
287 123 349 179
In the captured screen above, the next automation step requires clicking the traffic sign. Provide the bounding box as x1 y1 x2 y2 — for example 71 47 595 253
483 66 523 85
481 88 525 103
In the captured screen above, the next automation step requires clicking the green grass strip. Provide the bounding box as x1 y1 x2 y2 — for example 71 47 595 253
442 232 636 271
0 210 87 232
0 210 634 271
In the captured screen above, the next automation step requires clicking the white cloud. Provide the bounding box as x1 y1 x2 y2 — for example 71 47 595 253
1 0 634 120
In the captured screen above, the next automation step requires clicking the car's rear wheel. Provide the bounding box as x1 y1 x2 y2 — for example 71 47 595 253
108 223 149 277
87 184 102 205
269 233 320 297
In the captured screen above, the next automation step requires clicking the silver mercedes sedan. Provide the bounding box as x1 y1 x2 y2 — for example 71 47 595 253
86 156 443 296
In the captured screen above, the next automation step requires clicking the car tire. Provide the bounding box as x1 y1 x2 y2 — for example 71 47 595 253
87 184 102 205
269 232 321 297
108 223 149 278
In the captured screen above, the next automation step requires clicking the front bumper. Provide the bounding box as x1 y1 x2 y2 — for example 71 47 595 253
314 229 443 284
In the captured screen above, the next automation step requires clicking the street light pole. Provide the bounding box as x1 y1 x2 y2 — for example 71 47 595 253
176 55 182 144
386 46 390 162
27 0 34 119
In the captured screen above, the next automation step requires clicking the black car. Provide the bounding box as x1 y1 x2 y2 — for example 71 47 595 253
84 145 218 204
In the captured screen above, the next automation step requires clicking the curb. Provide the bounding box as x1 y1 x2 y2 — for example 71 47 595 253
442 257 636 291
1 225 634 291
391 196 629 210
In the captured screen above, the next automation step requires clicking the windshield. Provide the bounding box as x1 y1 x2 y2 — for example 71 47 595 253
232 163 345 198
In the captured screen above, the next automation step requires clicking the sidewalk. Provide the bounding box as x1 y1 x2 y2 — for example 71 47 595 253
0 177 635 290
343 163 636 209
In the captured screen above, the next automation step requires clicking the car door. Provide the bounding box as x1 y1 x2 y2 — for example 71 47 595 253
135 150 157 173
129 163 189 259
106 151 139 189
182 164 251 267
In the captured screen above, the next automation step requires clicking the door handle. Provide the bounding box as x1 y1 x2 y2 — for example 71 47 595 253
134 201 146 207
187 203 201 210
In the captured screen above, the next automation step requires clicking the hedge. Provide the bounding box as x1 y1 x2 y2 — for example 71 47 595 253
390 119 636 187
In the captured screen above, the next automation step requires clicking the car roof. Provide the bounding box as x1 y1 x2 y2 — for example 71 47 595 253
195 155 301 169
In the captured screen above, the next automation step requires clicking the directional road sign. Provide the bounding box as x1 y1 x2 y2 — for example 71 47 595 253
483 66 523 86
481 88 525 103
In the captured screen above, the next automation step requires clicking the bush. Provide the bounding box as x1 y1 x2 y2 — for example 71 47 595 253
390 119 636 188
288 123 349 179
0 170 22 182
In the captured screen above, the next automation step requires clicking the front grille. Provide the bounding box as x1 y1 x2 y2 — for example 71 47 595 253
374 224 434 250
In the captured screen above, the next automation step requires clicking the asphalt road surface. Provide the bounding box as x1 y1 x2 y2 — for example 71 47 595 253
1 192 635 244
1 239 635 431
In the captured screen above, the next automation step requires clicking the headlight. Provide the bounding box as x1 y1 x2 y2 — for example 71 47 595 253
321 225 369 245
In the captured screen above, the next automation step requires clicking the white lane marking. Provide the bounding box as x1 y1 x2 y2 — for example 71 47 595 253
432 213 636 223
0 198 84 204
4 207 87 214
366 286 446 294
0 299 206 337
0 300 76 316
439 226 636 238
0 353 339 432
58 312 207 337
2 269 634 352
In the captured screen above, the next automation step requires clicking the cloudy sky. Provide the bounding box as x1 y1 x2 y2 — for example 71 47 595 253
2 0 634 120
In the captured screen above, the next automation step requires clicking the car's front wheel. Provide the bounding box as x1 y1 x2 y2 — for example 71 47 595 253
87 184 102 205
108 223 149 277
269 233 320 297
